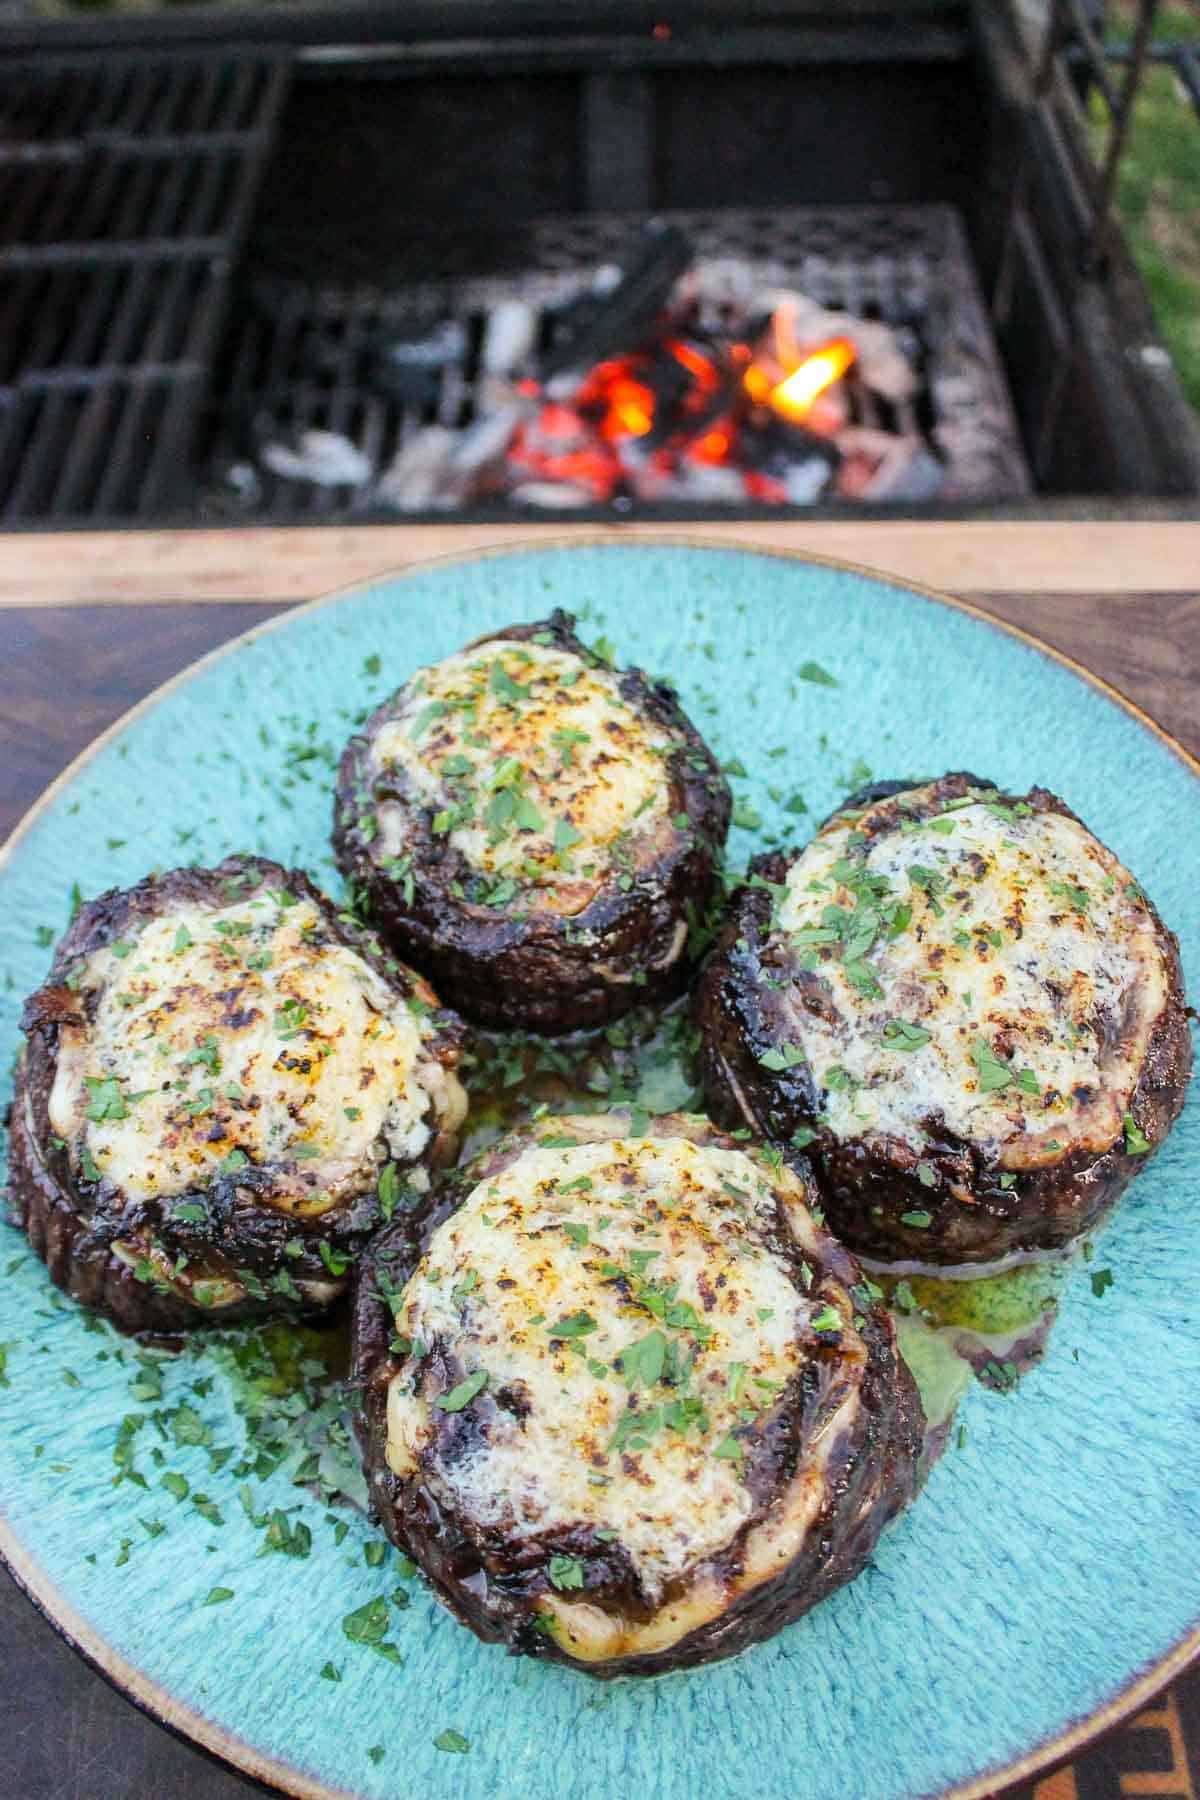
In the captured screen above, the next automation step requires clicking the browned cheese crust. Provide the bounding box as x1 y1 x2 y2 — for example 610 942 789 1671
332 611 731 1033
351 1110 923 1676
9 854 465 1332
696 774 1191 1264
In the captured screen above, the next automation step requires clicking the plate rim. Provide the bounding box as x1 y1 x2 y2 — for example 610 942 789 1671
1 529 1196 1800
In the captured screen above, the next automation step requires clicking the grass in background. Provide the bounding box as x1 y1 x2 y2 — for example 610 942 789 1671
1093 2 1200 411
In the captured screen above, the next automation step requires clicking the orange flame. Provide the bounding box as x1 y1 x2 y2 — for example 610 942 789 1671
766 336 857 423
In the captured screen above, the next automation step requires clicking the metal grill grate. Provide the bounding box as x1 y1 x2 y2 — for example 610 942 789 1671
206 204 1031 518
0 49 290 521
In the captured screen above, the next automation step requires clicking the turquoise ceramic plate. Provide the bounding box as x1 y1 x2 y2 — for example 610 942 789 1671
0 541 1197 1800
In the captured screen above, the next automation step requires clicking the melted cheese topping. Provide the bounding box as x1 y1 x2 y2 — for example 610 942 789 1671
49 893 456 1204
773 785 1168 1163
370 637 674 890
386 1133 819 1600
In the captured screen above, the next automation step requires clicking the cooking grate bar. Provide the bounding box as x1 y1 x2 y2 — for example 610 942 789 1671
0 48 292 519
0 239 228 270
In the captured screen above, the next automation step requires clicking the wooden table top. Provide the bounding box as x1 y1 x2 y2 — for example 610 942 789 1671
0 521 1197 1800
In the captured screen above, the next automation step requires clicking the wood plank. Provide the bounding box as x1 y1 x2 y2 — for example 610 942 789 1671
0 603 292 840
1 521 1198 606
970 590 1200 760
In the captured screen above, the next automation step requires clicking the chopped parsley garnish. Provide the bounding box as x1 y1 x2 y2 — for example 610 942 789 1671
183 1034 221 1074
880 1019 931 1052
436 1370 488 1412
972 1037 1038 1096
84 1076 128 1122
614 1329 667 1390
1091 1267 1114 1297
433 1730 470 1755
489 660 530 704
317 1240 349 1277
548 1310 597 1339
378 1163 400 1220
547 1555 585 1591
900 1210 933 1229
1048 880 1090 913
341 1596 391 1646
274 998 308 1039
810 1304 842 1333
798 661 837 687
757 1041 805 1072
1123 1113 1151 1155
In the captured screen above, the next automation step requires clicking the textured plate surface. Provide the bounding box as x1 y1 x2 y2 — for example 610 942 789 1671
0 542 1196 1800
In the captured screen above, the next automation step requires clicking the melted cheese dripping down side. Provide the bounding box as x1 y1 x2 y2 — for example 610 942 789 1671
385 1136 817 1601
371 638 675 884
48 895 447 1204
774 790 1169 1161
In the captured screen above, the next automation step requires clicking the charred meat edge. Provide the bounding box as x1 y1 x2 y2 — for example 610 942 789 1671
695 773 1192 1264
9 854 463 1334
351 1110 923 1677
332 610 732 1033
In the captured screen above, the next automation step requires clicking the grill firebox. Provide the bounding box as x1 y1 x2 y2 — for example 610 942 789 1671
207 206 1030 520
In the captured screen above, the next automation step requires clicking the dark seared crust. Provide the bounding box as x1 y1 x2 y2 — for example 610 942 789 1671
331 611 731 1033
9 854 463 1333
695 773 1193 1264
351 1112 924 1677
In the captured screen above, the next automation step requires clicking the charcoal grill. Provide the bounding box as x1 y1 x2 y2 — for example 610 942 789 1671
0 1 1196 524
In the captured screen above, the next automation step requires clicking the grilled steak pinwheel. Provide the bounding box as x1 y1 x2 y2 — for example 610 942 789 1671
352 1109 923 1676
10 855 466 1333
696 773 1191 1264
332 610 730 1032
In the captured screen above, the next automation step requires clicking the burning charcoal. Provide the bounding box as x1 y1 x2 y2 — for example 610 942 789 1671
374 425 464 511
505 402 620 503
370 318 468 407
740 415 839 501
538 220 693 382
763 294 918 405
258 429 373 488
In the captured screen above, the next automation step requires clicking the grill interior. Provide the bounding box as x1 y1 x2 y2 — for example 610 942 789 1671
204 206 1030 520
0 49 288 520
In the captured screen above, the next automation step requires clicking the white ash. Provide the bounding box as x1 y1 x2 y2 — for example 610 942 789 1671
259 430 373 488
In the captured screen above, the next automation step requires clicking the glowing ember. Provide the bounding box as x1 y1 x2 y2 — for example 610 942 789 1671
575 358 657 440
766 336 857 423
366 256 938 513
